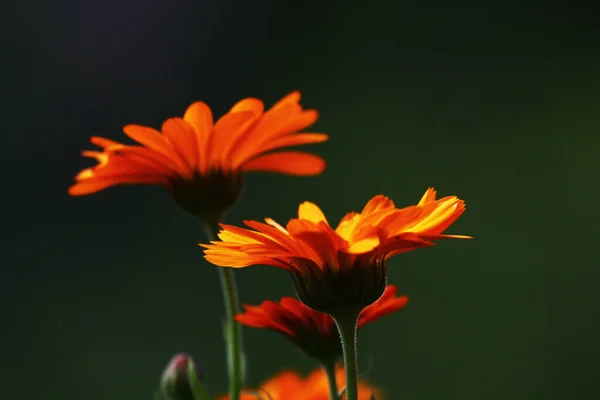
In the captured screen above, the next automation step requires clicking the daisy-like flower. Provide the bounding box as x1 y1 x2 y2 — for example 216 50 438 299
202 188 470 317
235 285 407 364
68 92 327 219
217 366 381 400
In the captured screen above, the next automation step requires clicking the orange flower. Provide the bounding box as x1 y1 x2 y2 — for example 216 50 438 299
203 188 470 316
217 366 382 400
235 285 407 364
69 92 327 218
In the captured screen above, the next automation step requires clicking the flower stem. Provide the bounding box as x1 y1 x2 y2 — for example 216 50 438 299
322 362 340 400
333 313 360 400
203 219 244 400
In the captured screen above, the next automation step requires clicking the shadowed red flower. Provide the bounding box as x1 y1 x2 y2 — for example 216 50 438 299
68 92 327 218
217 366 382 400
202 188 470 317
235 285 407 364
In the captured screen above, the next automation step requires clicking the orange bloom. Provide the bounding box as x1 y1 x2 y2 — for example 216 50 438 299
235 285 407 364
203 188 470 316
217 366 382 400
69 92 327 217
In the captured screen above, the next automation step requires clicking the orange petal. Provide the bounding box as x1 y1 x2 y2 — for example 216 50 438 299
161 118 199 170
90 136 123 149
207 111 258 170
298 201 328 225
335 212 360 240
183 101 213 174
408 197 464 233
101 146 182 176
346 236 380 254
242 151 325 176
68 174 168 195
241 133 328 163
418 187 437 205
122 124 191 178
229 97 264 115
271 91 301 110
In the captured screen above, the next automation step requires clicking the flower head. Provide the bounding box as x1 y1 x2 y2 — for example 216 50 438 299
69 92 327 219
203 188 470 317
235 285 407 364
217 366 381 400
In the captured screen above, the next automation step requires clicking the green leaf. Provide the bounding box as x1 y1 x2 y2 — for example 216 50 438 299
187 361 212 400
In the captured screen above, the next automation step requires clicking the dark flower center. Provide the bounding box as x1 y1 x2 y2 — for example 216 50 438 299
170 170 242 219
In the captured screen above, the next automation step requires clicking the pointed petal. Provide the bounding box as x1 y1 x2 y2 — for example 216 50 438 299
298 201 328 225
161 118 199 170
242 151 325 175
183 101 213 174
418 187 437 205
122 124 191 178
242 133 328 162
68 174 167 195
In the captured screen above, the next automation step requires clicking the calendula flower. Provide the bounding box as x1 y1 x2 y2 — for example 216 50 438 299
217 366 381 400
69 92 327 219
235 285 407 364
202 188 470 317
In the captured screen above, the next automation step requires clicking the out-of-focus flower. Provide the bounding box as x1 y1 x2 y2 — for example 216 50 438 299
217 366 381 400
69 92 327 219
202 188 470 316
235 285 407 364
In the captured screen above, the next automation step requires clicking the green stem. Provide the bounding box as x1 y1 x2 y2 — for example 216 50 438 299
203 219 244 400
333 313 360 400
322 362 340 400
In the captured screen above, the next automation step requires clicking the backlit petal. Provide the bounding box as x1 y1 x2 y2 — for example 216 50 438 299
298 201 328 225
242 151 325 175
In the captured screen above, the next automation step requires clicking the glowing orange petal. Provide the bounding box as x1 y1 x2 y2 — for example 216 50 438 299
346 236 380 254
90 136 123 149
161 118 199 170
265 218 289 234
418 187 438 205
286 219 340 268
183 101 213 174
361 195 396 216
242 133 328 163
122 124 191 178
219 98 265 164
408 197 463 233
271 91 301 110
358 285 408 328
207 111 257 170
335 212 360 240
298 201 328 225
100 146 181 176
229 97 264 115
68 174 168 195
242 151 325 175
232 96 318 165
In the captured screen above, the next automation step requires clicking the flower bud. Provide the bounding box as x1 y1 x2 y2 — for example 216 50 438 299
159 353 203 400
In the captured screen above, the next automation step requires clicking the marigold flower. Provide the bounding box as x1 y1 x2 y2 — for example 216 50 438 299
217 366 381 400
68 92 327 218
235 285 407 364
202 188 470 317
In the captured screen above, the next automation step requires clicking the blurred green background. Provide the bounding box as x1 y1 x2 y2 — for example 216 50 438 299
4 0 600 399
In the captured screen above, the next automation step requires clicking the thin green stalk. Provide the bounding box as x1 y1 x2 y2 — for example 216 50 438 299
203 219 244 400
333 313 360 400
322 362 340 400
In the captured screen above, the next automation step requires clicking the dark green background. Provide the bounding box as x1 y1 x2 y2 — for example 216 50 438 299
5 0 600 399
